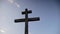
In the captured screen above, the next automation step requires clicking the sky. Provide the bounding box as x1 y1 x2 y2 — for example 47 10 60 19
0 0 60 34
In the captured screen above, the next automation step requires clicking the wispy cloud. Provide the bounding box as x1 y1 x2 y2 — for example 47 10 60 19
7 0 20 8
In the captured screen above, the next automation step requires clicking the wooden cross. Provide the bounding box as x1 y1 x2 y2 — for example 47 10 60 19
14 8 40 34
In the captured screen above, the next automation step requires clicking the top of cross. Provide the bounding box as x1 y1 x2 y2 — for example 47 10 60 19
25 8 28 11
22 8 32 15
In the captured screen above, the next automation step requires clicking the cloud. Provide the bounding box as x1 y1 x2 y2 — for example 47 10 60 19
7 0 20 8
8 0 14 3
29 32 32 34
15 2 20 8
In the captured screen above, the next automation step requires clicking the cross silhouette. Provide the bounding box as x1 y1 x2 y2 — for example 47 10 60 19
14 8 40 34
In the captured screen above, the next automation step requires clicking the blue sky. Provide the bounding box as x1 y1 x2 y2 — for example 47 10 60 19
0 0 60 34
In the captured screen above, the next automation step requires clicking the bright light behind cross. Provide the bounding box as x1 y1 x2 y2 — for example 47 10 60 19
7 0 20 8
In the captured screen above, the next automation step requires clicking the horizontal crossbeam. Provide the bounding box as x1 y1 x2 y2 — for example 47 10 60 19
22 10 32 14
15 17 40 22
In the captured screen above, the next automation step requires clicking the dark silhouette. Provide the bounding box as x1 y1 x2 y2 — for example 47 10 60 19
14 8 40 34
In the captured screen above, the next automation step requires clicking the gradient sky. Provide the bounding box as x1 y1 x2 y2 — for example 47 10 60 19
0 0 60 34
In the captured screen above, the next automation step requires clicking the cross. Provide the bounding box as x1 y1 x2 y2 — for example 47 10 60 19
14 8 40 34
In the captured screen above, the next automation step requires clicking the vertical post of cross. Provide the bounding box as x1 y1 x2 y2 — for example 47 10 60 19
25 8 28 34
